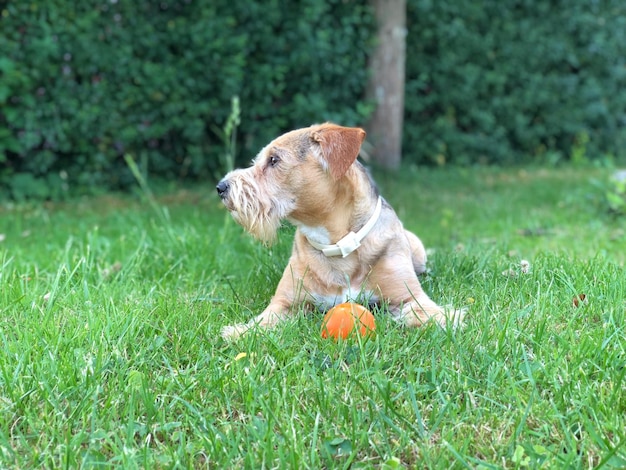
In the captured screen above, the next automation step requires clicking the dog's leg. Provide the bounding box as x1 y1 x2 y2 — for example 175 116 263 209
221 262 304 340
221 299 291 340
370 255 464 328
404 230 427 275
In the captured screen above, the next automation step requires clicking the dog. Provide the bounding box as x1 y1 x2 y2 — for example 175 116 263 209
216 123 464 339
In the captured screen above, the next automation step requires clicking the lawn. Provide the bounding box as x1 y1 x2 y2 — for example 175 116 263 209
0 165 624 468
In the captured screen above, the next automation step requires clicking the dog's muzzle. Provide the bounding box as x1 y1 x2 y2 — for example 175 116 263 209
216 179 229 199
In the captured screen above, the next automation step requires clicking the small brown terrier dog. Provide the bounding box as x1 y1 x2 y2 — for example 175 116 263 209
217 123 464 339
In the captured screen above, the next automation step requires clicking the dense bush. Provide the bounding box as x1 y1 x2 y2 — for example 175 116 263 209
405 0 626 165
2 0 626 199
0 0 373 199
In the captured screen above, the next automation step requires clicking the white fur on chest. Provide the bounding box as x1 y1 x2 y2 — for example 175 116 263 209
294 224 379 309
310 288 379 311
296 224 331 245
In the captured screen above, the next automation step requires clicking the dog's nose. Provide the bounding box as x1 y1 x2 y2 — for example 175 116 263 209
216 179 229 198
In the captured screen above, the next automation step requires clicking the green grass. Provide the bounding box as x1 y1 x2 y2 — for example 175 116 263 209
0 166 625 468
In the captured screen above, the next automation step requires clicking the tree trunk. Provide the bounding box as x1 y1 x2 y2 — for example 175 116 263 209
366 0 407 169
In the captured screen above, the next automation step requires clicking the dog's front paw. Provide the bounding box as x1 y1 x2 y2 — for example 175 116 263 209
221 323 250 340
394 302 466 330
444 307 467 329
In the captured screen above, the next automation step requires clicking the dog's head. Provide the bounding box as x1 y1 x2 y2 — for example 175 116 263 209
216 123 366 243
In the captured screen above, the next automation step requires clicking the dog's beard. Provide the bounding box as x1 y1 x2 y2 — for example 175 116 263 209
226 174 291 244
230 208 281 243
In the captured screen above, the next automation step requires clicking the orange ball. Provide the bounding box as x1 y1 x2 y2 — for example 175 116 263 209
321 302 376 340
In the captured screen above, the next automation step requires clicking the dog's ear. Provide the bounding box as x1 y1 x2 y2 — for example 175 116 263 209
311 124 366 179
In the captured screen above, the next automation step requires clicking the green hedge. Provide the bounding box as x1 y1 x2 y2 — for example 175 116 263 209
405 0 626 165
1 1 626 199
0 0 373 199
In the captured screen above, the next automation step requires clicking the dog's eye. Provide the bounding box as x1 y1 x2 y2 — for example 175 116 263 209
268 155 280 167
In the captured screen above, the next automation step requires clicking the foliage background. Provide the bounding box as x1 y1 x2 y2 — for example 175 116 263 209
0 0 374 199
405 0 626 166
1 0 625 199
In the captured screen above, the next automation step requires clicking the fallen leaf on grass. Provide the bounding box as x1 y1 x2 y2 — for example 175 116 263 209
102 261 122 279
517 228 549 237
520 259 530 274
572 293 587 308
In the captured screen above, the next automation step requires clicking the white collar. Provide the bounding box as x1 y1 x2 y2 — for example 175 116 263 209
305 196 382 258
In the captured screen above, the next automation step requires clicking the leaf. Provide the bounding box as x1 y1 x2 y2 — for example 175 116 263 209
323 437 352 458
79 449 108 466
382 456 406 469
512 445 530 467
127 370 144 390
